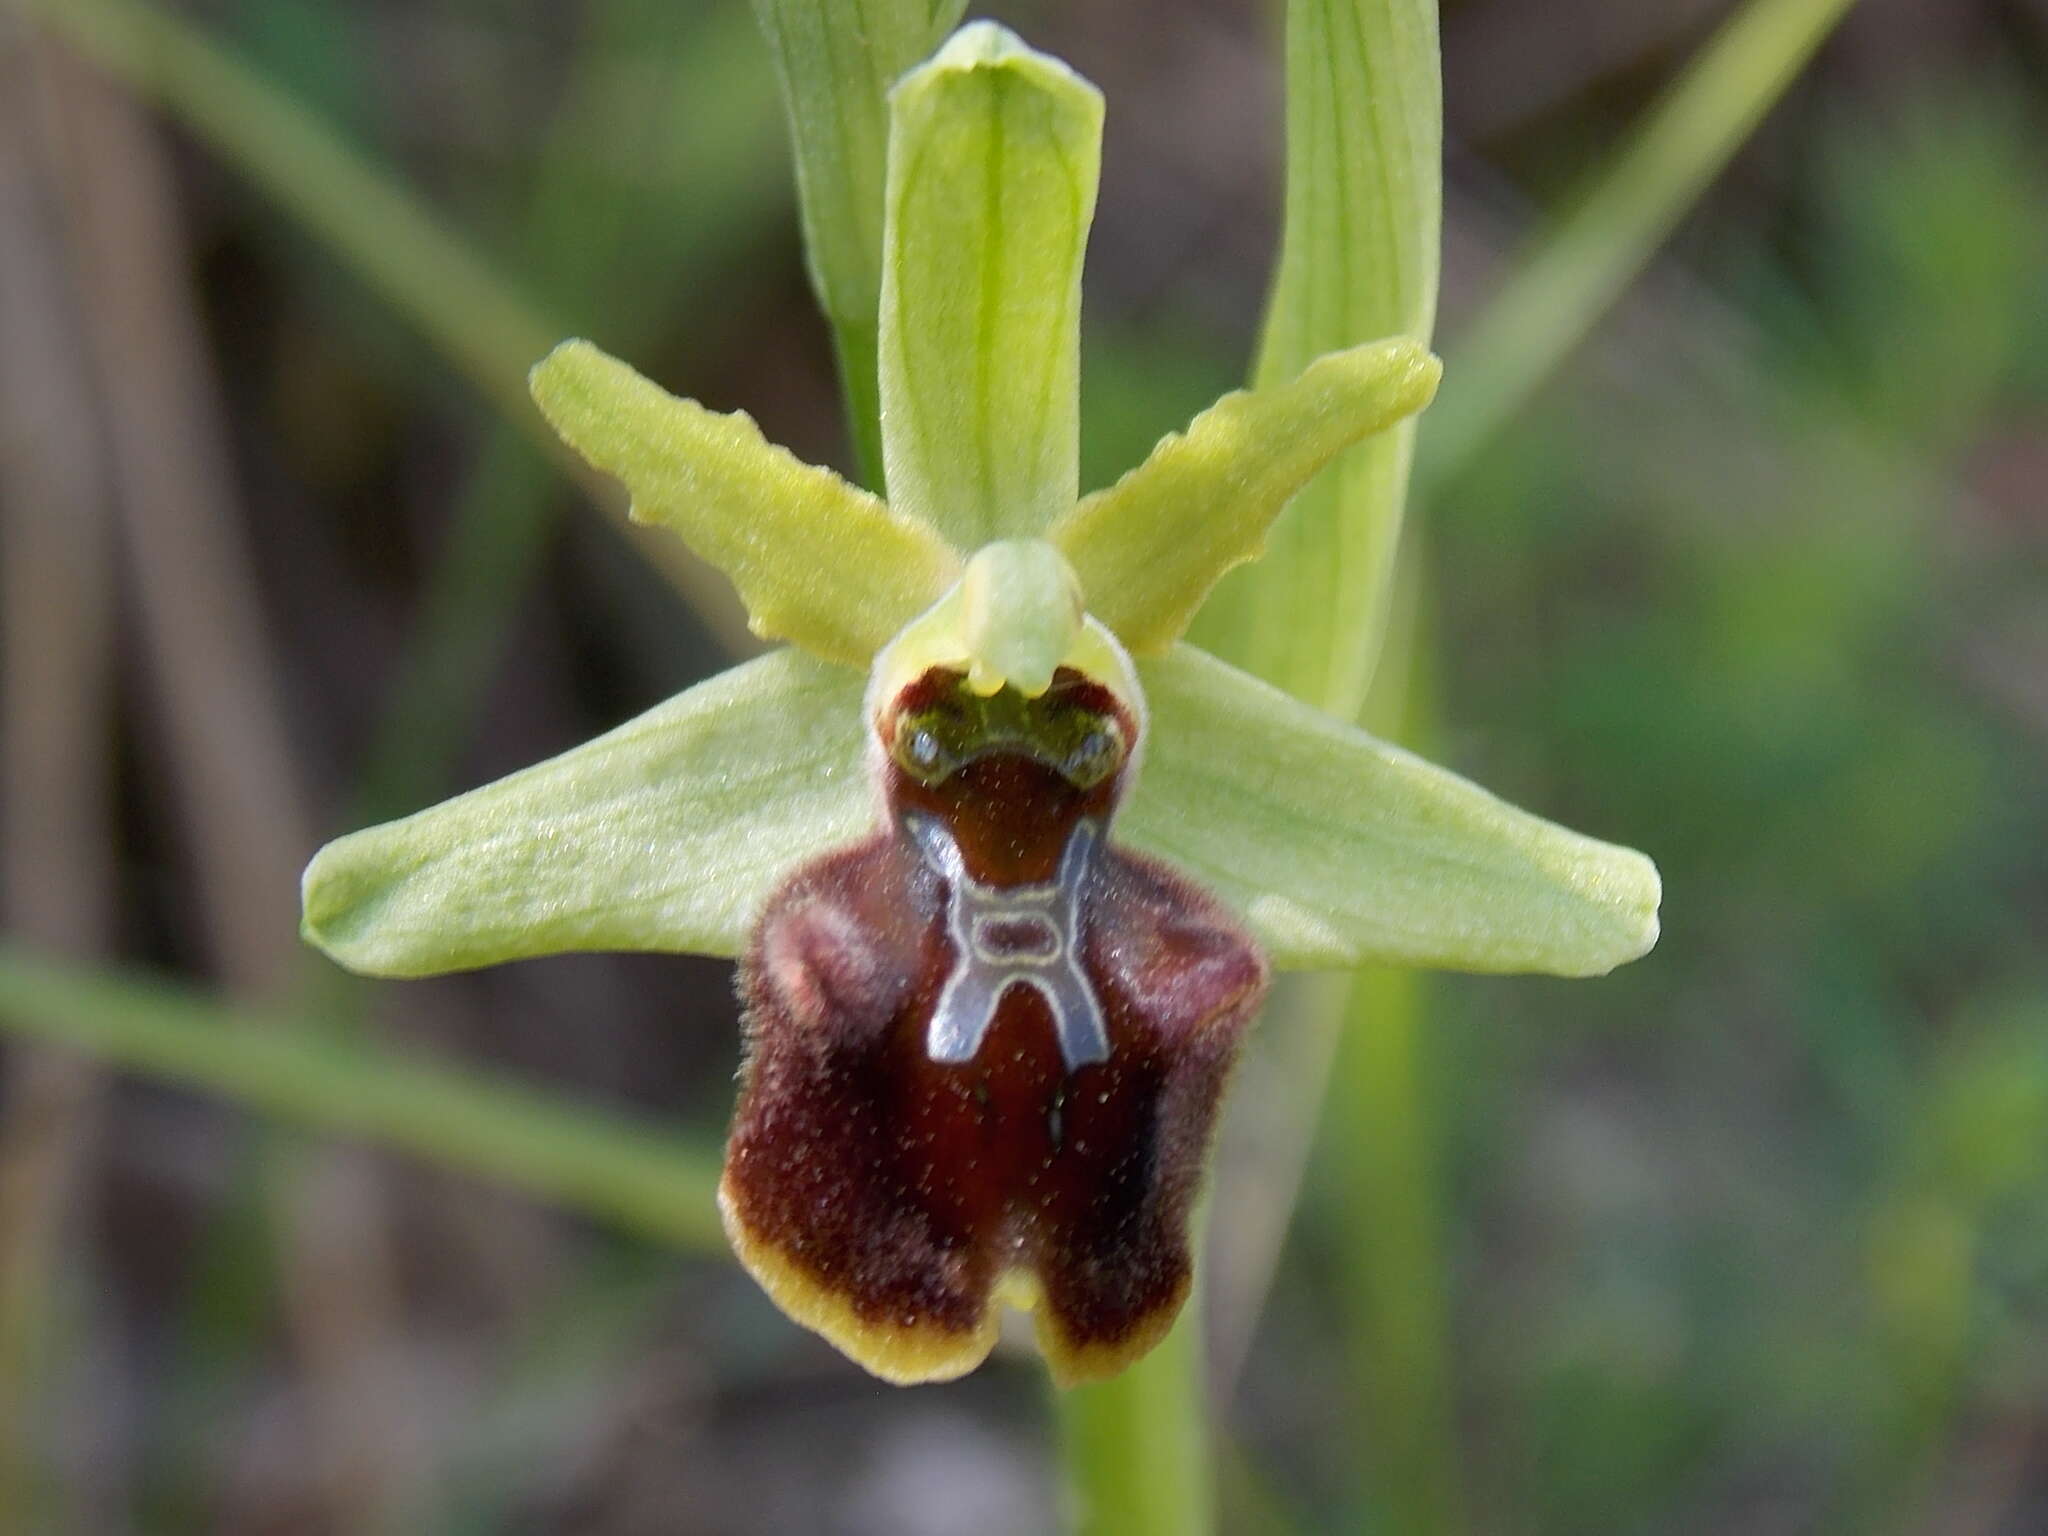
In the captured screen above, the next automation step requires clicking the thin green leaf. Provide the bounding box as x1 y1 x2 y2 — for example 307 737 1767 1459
748 0 968 488
1189 0 1441 716
531 341 960 665
878 22 1102 547
1121 646 1660 977
1423 0 1862 486
1055 339 1440 655
302 650 871 976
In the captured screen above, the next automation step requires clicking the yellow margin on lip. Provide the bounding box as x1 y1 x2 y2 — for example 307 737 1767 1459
1031 1269 1191 1390
718 1174 998 1385
723 1171 1193 1388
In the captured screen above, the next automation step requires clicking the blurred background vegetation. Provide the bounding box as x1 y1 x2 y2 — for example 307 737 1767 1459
2 0 2045 1531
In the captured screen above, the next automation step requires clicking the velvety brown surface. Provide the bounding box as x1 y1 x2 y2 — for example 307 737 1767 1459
724 668 1267 1369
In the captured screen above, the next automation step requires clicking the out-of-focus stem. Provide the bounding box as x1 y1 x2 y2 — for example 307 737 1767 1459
1058 1311 1212 1536
27 50 427 1527
1325 967 1462 1533
0 30 118 1525
0 946 729 1253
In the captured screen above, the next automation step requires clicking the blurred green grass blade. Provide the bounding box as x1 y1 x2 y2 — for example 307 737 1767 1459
21 0 553 426
21 0 763 647
0 944 725 1251
749 0 967 489
1058 1311 1212 1536
1423 0 1861 486
1189 0 1440 716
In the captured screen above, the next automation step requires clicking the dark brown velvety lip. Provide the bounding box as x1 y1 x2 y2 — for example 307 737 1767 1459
721 672 1267 1384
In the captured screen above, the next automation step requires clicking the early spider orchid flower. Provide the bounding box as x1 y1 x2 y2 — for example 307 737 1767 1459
301 24 1659 1387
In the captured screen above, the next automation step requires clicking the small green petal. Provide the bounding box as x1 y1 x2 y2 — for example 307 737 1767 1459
1121 646 1660 977
531 340 960 666
302 651 871 976
878 22 1102 547
1052 338 1441 655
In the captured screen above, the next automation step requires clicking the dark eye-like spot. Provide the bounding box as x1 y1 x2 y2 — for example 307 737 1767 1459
1062 726 1122 788
890 714 961 782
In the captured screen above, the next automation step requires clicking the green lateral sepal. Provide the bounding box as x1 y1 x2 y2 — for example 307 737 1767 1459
1120 645 1661 976
302 651 872 975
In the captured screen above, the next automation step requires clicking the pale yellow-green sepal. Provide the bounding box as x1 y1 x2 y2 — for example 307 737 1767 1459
1120 646 1660 977
531 341 960 666
878 22 1102 546
302 651 872 976
1052 338 1441 656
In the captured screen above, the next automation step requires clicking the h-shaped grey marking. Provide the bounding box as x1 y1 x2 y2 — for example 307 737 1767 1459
904 813 1110 1071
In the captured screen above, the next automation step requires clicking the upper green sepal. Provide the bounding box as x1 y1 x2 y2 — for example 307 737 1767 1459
530 340 959 667
878 22 1102 547
1052 337 1441 655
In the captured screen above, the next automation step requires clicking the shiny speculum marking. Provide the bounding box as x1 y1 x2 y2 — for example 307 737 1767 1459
907 813 1108 1068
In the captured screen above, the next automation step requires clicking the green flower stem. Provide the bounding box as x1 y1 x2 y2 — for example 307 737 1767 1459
1058 1311 1212 1536
1326 968 1463 1533
1422 0 1861 486
0 944 726 1252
